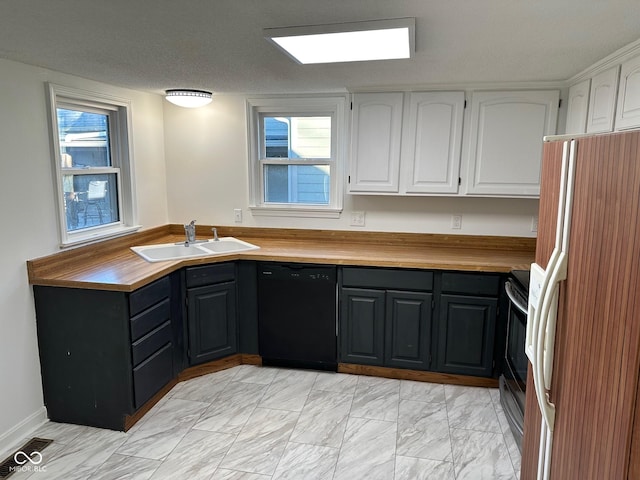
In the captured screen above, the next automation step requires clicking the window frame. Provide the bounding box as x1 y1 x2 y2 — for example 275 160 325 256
47 83 139 246
246 95 346 218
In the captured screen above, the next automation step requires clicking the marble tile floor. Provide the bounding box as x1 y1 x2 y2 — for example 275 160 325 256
2 365 521 480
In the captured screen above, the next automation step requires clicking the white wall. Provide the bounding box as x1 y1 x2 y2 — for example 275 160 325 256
0 58 169 449
164 94 539 236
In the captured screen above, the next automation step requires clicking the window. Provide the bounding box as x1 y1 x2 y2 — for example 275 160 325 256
247 96 346 217
47 84 138 246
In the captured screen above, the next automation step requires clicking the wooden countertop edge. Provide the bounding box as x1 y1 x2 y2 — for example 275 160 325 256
27 225 536 292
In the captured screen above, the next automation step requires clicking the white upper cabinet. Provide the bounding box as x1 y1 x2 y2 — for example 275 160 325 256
565 79 591 134
463 90 559 197
586 66 620 133
615 54 640 130
349 92 403 193
401 92 465 194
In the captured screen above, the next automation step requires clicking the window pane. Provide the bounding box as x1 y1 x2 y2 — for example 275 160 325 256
57 108 111 168
63 173 119 231
264 116 331 159
264 164 330 204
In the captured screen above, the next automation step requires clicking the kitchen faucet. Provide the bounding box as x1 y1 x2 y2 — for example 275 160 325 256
184 220 196 245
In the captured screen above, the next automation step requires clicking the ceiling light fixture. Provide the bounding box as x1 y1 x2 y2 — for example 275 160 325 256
264 18 415 65
165 89 213 108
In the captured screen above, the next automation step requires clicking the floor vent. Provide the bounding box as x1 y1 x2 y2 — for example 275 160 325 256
0 437 53 479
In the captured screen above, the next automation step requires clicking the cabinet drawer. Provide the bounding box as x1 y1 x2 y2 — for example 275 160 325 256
130 298 170 341
129 276 170 317
441 272 501 296
186 263 235 288
342 267 433 291
131 320 172 367
133 342 173 409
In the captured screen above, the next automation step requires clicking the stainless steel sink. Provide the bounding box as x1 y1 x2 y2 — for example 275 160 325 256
131 237 259 262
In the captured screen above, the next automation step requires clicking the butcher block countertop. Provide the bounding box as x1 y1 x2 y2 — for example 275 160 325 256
27 225 536 292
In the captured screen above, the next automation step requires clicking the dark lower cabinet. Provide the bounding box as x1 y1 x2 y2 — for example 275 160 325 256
436 294 497 377
33 273 181 431
185 263 238 366
340 288 386 365
187 281 237 364
340 268 503 379
340 284 433 370
385 290 433 369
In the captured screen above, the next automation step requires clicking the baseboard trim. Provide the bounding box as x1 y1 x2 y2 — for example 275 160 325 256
338 363 499 388
124 378 178 432
0 407 48 459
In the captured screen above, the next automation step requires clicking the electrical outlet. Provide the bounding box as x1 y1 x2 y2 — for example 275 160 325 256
234 208 243 223
451 215 462 230
350 211 365 227
531 215 538 233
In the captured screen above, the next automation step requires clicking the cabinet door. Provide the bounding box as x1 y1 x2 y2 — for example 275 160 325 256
437 294 497 377
586 65 620 133
187 281 237 365
349 93 403 193
615 55 640 130
464 90 559 197
340 288 385 365
402 91 464 194
565 79 591 134
384 290 432 369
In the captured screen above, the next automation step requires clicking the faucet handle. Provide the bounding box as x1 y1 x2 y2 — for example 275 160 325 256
212 227 219 241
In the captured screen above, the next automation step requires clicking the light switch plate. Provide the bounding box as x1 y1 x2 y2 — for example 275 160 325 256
234 208 242 223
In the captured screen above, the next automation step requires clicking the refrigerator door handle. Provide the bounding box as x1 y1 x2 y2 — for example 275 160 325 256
534 249 568 432
527 254 558 363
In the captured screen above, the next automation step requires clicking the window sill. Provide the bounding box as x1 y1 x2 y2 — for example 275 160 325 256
249 206 342 219
60 225 142 249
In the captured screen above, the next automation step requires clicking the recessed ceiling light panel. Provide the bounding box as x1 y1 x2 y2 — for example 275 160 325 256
265 18 415 64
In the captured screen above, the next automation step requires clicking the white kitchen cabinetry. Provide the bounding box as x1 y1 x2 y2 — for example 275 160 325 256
586 66 620 133
463 90 559 197
401 91 465 194
349 91 464 195
615 54 640 130
349 92 403 193
565 79 591 134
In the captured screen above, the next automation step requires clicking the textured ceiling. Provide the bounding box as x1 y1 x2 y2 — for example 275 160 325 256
1 0 639 94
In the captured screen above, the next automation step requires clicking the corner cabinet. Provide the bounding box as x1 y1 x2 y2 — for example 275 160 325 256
33 274 182 431
185 263 238 365
463 90 559 197
349 92 403 193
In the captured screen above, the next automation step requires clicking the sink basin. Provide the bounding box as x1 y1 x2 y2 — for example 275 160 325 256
201 238 259 254
131 237 260 262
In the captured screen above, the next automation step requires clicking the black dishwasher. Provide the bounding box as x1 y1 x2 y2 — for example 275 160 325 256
258 263 337 371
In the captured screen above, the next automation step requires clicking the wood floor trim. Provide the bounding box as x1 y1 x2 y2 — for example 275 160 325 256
338 363 499 388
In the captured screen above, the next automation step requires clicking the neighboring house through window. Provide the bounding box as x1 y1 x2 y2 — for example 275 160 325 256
247 96 346 217
47 84 138 246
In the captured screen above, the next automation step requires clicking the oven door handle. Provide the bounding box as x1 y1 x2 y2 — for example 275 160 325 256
505 281 528 315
